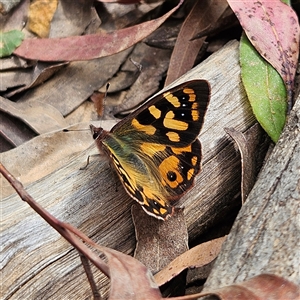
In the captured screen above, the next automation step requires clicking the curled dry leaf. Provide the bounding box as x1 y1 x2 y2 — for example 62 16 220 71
154 236 226 287
5 61 68 97
14 0 184 61
225 124 269 203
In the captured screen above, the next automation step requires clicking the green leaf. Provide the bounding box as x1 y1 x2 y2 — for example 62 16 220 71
240 33 287 143
0 30 24 58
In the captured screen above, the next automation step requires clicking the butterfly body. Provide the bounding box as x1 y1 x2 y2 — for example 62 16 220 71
91 80 210 220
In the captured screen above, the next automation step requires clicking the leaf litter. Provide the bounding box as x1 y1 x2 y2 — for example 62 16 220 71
1 0 299 299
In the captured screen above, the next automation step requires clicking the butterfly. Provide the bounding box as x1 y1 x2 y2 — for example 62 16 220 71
91 80 210 221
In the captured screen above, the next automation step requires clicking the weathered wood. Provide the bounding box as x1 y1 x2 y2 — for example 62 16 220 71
204 93 300 289
1 40 258 299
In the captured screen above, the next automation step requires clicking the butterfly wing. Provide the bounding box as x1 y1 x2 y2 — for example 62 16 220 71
111 80 210 146
95 80 210 220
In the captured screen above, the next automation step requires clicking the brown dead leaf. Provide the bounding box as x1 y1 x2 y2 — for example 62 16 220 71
115 43 171 113
1 68 33 92
28 0 58 38
144 19 182 50
101 246 162 300
16 48 132 117
191 6 238 40
154 236 226 287
97 1 162 31
0 97 67 134
0 110 36 149
165 0 228 85
132 204 188 275
14 0 183 61
0 0 29 31
5 61 68 97
225 124 269 203
49 0 100 38
0 56 30 71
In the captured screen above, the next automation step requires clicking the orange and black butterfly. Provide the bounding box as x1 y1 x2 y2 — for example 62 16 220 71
91 80 210 220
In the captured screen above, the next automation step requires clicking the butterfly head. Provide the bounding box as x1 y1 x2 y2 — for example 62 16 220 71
90 125 107 141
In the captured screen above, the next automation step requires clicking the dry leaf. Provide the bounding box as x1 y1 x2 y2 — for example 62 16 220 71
14 1 183 61
0 97 67 134
49 0 100 38
132 204 188 274
5 61 68 97
28 0 58 38
154 236 225 286
209 274 300 300
16 48 132 117
225 124 269 203
165 0 228 85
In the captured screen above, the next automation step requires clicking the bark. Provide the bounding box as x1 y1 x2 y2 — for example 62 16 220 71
204 92 300 289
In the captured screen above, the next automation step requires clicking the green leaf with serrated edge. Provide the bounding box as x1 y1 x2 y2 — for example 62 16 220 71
0 30 24 58
240 33 287 143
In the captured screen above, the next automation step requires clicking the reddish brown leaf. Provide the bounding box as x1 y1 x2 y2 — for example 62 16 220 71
100 247 162 300
14 0 183 61
211 274 300 300
165 0 228 85
228 0 300 107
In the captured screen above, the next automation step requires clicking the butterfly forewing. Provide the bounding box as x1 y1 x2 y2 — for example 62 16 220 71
92 80 210 220
112 80 210 147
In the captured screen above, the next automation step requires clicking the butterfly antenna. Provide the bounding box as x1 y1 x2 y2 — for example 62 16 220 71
62 128 89 132
97 82 110 128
